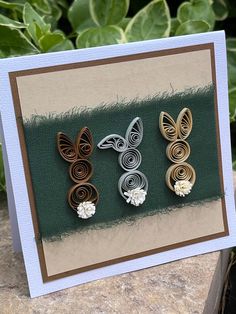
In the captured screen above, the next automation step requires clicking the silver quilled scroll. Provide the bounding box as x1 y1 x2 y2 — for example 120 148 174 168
98 117 148 206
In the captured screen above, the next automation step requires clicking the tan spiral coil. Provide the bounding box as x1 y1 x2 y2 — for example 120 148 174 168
165 163 196 191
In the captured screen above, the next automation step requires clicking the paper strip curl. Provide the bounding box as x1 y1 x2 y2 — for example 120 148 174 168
165 163 196 192
68 183 99 211
166 140 190 163
118 148 142 171
69 159 93 183
118 171 148 199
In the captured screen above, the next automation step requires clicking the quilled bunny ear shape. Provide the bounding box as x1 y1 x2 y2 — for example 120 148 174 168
97 134 128 152
176 108 193 140
125 117 143 148
159 112 178 142
76 127 93 159
57 132 77 163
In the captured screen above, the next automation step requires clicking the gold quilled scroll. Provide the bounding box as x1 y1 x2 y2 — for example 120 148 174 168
159 108 196 197
57 127 99 219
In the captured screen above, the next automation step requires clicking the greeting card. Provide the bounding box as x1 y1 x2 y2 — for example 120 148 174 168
0 31 235 297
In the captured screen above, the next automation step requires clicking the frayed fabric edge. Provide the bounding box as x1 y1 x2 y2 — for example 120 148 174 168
24 85 213 128
40 194 223 242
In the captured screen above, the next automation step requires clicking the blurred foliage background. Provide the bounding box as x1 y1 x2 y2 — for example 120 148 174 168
0 0 235 196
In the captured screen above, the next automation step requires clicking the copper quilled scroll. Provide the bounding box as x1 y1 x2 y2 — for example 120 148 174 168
57 127 99 219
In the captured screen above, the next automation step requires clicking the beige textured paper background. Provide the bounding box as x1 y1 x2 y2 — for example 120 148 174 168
17 50 212 118
44 200 224 275
16 49 225 276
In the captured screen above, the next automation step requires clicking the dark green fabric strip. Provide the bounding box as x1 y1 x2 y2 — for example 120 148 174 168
23 86 222 239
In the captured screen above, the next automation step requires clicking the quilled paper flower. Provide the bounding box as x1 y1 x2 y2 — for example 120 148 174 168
77 201 96 219
174 180 193 197
124 188 147 206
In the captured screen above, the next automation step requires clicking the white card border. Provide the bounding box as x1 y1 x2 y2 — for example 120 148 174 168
0 115 22 252
0 31 235 298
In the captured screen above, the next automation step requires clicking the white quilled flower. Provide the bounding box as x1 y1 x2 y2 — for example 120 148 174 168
174 180 193 197
124 188 147 206
77 201 96 219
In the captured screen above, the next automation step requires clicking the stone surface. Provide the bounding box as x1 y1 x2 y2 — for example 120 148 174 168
0 199 230 314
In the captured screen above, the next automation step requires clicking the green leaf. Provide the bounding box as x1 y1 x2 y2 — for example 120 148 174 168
170 18 180 36
227 38 236 90
0 0 23 12
227 37 236 52
47 38 74 52
177 0 215 30
0 13 25 28
0 143 6 194
0 25 38 58
76 25 126 48
229 88 236 123
38 31 74 52
43 1 62 29
233 159 236 171
23 2 50 45
90 0 129 26
57 0 69 9
68 0 96 33
175 20 210 35
38 31 64 51
28 0 51 15
212 0 228 21
227 0 236 18
118 17 131 30
125 0 171 42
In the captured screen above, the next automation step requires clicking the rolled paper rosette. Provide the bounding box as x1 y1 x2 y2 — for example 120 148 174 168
77 201 96 219
174 180 193 197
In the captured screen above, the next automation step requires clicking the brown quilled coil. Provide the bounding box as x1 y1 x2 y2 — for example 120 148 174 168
68 183 99 211
69 159 93 183
57 127 99 210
